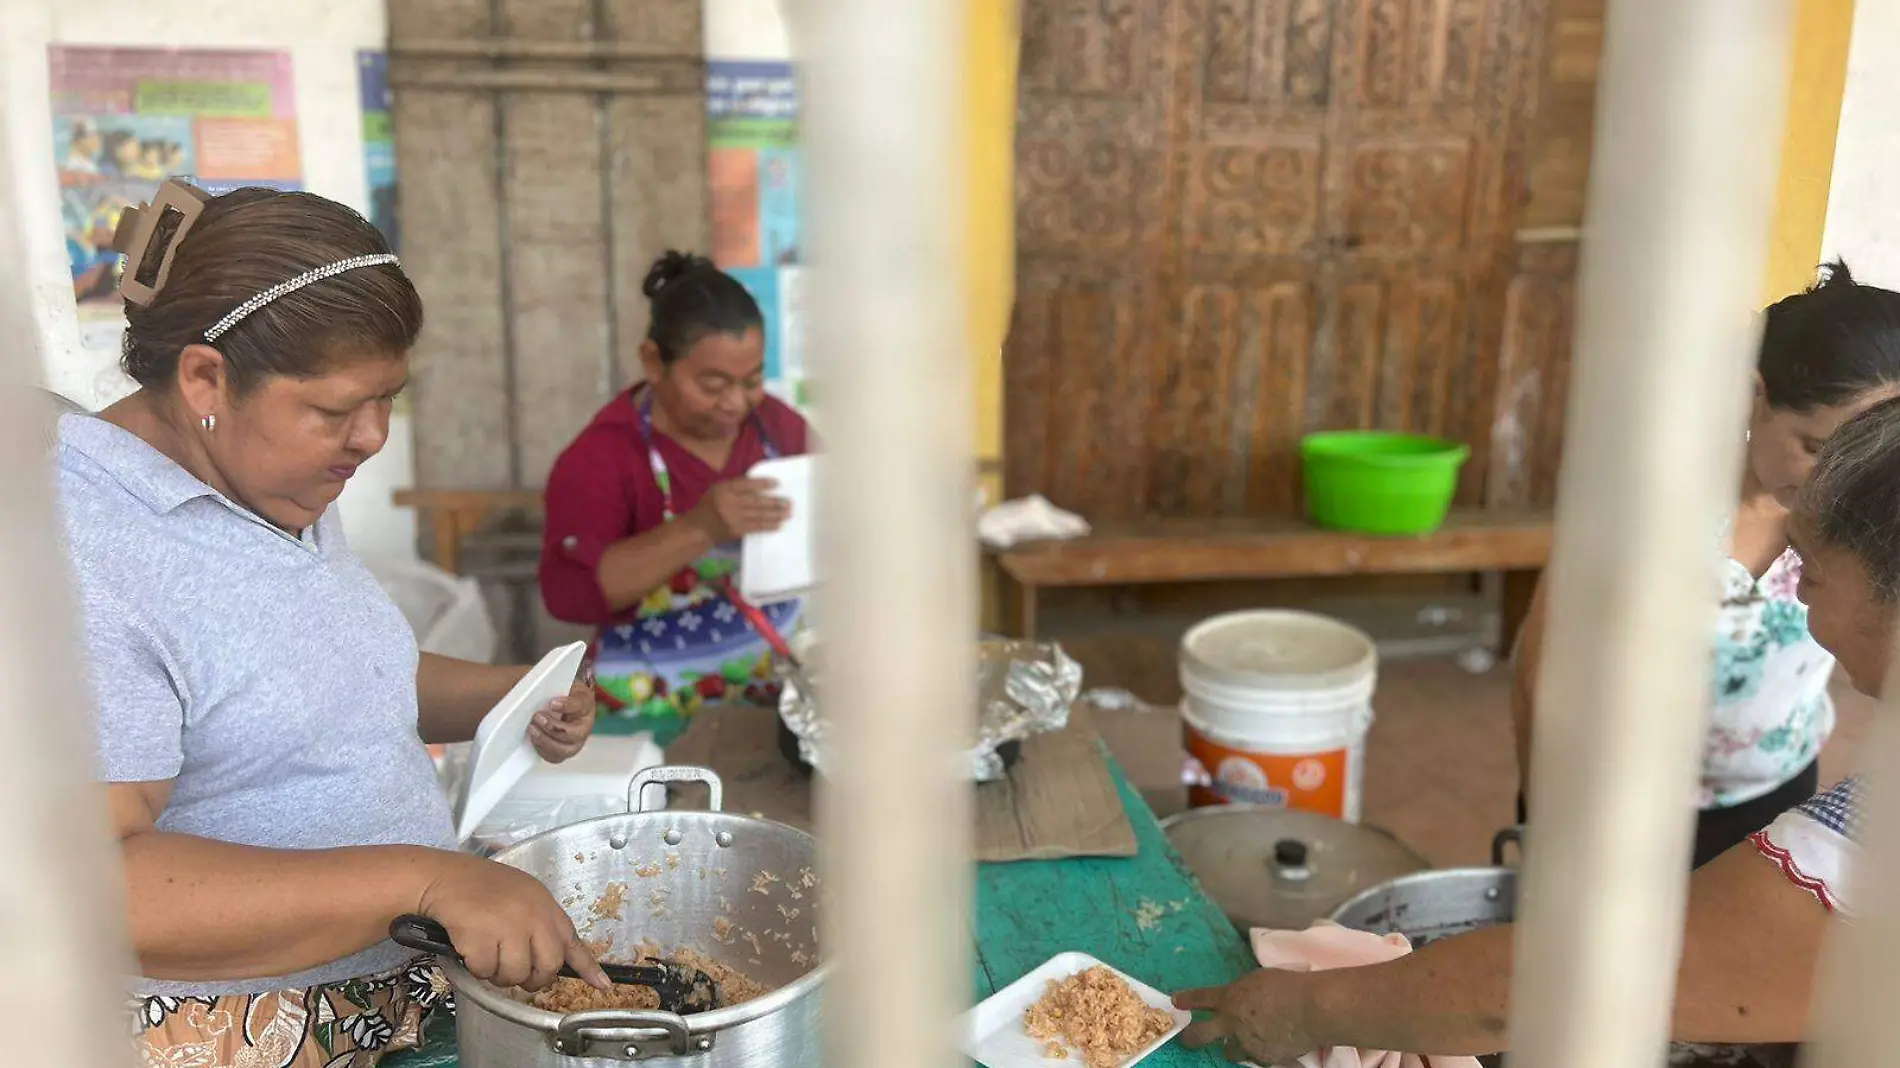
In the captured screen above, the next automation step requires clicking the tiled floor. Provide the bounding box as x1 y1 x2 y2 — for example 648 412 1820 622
1062 624 1877 868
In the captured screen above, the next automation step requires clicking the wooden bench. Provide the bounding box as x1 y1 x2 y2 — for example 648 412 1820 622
392 488 544 575
396 490 1551 653
990 508 1554 651
394 459 1006 576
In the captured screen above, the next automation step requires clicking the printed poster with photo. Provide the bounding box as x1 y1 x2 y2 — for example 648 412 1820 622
357 50 406 415
707 58 807 411
358 50 398 252
49 46 303 320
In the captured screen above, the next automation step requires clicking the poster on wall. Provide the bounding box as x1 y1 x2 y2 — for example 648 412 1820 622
356 50 407 416
358 50 399 252
706 57 807 411
49 46 303 321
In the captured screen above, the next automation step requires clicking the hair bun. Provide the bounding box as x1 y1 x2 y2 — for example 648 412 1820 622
1814 259 1858 292
642 249 715 300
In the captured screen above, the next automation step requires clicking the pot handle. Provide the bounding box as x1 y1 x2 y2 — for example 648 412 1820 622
628 765 725 815
1492 826 1524 867
552 1008 709 1061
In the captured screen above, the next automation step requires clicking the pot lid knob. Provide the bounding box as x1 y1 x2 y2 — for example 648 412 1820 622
1273 838 1309 870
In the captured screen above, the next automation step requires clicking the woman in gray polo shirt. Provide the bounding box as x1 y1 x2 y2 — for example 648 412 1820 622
58 180 611 1067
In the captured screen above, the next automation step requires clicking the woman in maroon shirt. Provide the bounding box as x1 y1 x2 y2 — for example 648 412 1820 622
539 251 809 742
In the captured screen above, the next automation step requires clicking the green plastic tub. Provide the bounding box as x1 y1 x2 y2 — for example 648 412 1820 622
1300 431 1471 536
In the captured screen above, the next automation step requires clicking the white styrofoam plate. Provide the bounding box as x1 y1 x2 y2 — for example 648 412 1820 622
739 453 818 602
454 641 587 841
958 952 1190 1068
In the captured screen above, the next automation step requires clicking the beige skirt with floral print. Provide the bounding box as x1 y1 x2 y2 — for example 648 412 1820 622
131 956 450 1068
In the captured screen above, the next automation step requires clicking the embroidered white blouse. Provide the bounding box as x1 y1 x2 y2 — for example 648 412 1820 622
1703 547 1837 807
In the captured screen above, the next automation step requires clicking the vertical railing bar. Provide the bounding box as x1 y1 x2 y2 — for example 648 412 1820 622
0 71 137 1068
803 2 975 1068
1510 2 1795 1064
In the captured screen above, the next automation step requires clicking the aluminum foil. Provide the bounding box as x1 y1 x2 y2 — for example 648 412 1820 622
777 636 1082 782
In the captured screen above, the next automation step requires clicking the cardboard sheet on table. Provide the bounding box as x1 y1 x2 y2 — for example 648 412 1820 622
662 704 1138 862
973 705 1139 862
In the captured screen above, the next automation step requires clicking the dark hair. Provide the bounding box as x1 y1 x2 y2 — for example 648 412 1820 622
1800 393 1900 601
641 249 763 364
1758 260 1900 411
100 129 136 160
121 185 422 394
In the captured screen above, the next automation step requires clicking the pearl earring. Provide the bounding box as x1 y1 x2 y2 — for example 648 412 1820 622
201 413 216 432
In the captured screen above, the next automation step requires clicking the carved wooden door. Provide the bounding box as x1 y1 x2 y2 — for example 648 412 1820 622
1007 0 1549 520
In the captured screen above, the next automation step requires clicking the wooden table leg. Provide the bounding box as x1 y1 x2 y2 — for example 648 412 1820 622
1500 567 1542 656
995 572 1040 640
431 514 463 575
1018 583 1039 641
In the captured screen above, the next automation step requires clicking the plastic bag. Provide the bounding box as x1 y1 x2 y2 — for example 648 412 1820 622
432 742 650 857
462 795 628 857
360 554 497 663
37 389 87 456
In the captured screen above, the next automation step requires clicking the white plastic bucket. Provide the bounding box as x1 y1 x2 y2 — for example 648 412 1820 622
1178 610 1377 822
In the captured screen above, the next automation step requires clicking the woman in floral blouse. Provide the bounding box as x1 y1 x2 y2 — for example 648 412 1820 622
1514 262 1900 866
1176 391 1900 1063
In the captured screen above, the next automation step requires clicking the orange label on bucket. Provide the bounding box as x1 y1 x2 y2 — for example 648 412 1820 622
1184 726 1349 818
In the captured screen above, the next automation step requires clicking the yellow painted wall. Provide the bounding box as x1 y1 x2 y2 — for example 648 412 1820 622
962 1 1018 506
1765 0 1855 300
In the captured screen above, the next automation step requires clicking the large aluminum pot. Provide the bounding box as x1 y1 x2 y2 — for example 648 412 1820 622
444 766 826 1067
1327 828 1520 945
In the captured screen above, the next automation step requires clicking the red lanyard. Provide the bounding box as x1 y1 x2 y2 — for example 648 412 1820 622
635 387 780 522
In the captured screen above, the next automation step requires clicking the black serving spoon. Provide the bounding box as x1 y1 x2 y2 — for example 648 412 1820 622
389 914 722 1014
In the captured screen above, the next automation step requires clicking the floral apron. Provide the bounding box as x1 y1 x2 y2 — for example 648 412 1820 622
590 395 801 745
131 956 449 1068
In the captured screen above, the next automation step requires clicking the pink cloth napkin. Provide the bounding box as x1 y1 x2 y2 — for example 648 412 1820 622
1249 921 1483 1068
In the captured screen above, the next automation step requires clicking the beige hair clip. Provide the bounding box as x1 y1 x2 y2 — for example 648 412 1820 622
111 178 210 307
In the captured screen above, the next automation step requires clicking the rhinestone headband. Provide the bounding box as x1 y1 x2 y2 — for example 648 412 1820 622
203 254 403 342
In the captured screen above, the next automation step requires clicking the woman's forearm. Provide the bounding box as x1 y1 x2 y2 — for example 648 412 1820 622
594 517 716 614
1303 926 1515 1056
1299 847 1825 1055
416 653 529 745
1669 844 1826 1043
123 833 444 981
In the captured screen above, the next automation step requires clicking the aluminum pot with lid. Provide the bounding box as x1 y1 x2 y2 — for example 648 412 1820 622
1161 805 1428 932
444 766 826 1067
1328 827 1520 944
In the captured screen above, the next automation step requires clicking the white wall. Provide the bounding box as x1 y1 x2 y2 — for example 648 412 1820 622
1821 1 1900 288
0 0 417 561
706 0 793 58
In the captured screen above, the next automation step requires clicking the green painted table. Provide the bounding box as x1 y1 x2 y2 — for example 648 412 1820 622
388 742 1249 1066
967 761 1256 1065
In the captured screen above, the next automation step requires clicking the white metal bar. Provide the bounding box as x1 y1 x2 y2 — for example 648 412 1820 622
0 74 136 1067
802 3 976 1068
1509 2 1794 1064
